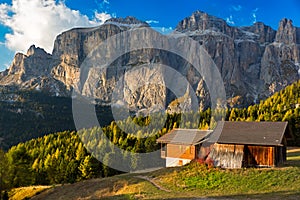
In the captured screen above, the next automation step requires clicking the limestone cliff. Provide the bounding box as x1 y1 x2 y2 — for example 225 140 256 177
0 45 67 96
0 12 299 113
175 11 299 105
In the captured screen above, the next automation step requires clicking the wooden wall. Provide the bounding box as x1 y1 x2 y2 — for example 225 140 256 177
166 144 196 160
211 144 286 168
244 146 275 167
210 144 244 168
274 146 286 165
163 142 286 168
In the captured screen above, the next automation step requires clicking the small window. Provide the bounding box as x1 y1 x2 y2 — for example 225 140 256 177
179 160 183 166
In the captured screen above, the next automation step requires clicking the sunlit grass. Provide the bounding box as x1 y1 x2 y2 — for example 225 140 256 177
10 147 300 200
9 186 51 200
287 147 300 161
156 162 300 199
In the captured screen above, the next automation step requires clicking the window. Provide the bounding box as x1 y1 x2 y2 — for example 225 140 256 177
179 160 183 166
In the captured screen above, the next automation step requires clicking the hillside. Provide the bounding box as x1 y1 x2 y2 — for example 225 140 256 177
0 80 299 199
0 89 114 150
11 148 300 200
0 89 75 150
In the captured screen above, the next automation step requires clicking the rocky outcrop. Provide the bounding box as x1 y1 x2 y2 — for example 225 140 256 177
174 11 299 105
0 45 68 96
241 22 276 44
0 12 299 112
275 18 297 44
51 17 149 90
176 11 233 35
0 45 52 82
105 16 150 27
260 19 300 97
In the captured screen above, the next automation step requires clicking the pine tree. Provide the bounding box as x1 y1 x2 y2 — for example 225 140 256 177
79 155 101 180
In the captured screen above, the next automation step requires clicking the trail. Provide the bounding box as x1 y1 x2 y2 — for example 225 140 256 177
135 175 171 192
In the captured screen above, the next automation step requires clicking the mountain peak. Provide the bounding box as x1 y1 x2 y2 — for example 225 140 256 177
175 10 229 33
275 18 297 44
105 16 149 27
279 18 293 25
191 10 208 16
26 45 49 57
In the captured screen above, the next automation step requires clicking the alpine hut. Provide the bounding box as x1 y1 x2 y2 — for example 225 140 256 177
157 129 212 167
209 121 291 168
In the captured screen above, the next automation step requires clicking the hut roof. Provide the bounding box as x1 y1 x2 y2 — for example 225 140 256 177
157 129 212 145
210 121 288 146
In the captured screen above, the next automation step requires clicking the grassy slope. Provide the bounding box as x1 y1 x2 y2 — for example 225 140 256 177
11 148 300 200
8 186 51 200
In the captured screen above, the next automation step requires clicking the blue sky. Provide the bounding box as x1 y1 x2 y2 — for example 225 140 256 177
0 0 299 71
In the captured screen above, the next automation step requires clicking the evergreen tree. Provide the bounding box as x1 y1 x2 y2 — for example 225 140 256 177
79 155 101 180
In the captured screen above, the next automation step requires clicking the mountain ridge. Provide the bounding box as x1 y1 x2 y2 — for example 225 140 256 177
0 11 299 111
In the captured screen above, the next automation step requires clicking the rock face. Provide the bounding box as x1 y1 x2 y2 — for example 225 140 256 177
51 16 149 91
175 11 299 105
0 45 52 83
260 19 300 97
0 12 299 112
176 11 234 36
275 18 297 44
0 45 68 96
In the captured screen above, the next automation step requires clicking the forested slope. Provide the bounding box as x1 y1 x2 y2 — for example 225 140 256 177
0 89 114 150
0 80 299 193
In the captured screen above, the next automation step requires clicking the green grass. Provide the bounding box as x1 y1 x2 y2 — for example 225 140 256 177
287 147 300 161
156 163 300 197
10 165 300 200
10 147 300 200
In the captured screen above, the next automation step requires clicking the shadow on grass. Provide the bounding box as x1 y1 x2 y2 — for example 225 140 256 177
283 159 300 167
165 190 300 200
287 152 300 157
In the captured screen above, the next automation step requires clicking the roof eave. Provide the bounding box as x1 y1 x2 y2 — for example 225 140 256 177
217 142 284 147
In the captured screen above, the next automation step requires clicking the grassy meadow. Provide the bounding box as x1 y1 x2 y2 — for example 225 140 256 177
8 147 300 200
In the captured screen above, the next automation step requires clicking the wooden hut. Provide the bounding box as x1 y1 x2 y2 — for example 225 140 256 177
157 129 212 167
209 121 291 168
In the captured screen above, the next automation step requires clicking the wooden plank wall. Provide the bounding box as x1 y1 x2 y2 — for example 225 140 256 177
210 144 244 168
210 144 285 168
167 144 196 159
245 146 274 167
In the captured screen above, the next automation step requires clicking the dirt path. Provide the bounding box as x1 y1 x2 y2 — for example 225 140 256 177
135 175 171 192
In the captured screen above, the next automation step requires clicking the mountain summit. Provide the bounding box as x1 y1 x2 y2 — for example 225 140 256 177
105 16 150 27
176 10 232 34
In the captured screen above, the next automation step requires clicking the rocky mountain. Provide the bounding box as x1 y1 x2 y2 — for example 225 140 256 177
0 12 299 113
176 11 299 105
0 45 68 96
